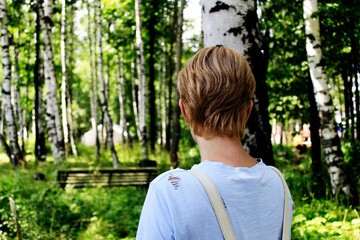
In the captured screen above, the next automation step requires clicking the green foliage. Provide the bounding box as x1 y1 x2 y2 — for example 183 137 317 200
1 143 360 239
0 161 147 239
342 140 360 186
292 200 360 239
272 144 360 239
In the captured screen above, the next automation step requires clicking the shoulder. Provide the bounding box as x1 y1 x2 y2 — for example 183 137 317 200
149 168 198 192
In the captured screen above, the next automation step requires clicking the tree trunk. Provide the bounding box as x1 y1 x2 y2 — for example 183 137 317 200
131 43 141 140
34 0 46 162
308 74 326 198
63 3 77 157
13 35 25 155
342 61 351 139
0 0 24 166
91 1 100 161
135 0 148 160
161 44 167 148
171 0 185 169
116 46 128 143
148 0 157 152
0 100 3 135
41 0 65 163
304 0 358 204
201 0 274 165
166 6 177 151
61 0 70 157
97 0 119 168
350 25 360 141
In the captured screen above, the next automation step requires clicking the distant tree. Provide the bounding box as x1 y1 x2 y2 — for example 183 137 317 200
131 43 141 140
34 0 46 162
304 0 358 204
96 0 119 168
0 0 24 166
116 45 128 143
41 0 65 163
61 0 70 157
171 0 185 169
135 0 148 160
87 0 100 161
201 0 274 165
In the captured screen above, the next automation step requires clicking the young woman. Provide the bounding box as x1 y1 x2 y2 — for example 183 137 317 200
136 46 293 240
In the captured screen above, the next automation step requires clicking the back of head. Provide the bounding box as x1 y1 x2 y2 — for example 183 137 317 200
177 46 256 139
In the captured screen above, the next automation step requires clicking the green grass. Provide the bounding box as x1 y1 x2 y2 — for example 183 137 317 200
0 140 359 239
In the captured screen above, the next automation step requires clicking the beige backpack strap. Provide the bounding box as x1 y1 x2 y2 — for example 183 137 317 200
189 169 236 240
269 167 291 240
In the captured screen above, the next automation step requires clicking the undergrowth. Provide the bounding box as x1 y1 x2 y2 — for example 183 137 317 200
0 141 359 239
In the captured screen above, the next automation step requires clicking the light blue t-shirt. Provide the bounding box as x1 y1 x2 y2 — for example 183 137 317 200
136 160 294 240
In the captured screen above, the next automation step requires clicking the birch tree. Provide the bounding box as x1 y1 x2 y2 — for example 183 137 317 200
116 46 128 143
87 0 100 160
304 0 357 203
0 0 23 166
131 43 141 140
97 0 119 168
34 0 46 162
171 0 185 168
61 0 70 157
66 5 77 157
200 0 274 165
41 0 65 163
135 0 148 159
13 34 25 155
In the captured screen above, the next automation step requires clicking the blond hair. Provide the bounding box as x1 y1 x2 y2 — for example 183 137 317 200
177 46 256 138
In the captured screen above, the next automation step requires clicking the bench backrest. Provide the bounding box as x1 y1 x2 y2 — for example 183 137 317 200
57 167 158 188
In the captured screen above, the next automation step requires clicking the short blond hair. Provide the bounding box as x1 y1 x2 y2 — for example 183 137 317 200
177 46 256 138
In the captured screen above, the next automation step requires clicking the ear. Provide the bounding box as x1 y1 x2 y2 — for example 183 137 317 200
246 100 253 122
179 99 189 123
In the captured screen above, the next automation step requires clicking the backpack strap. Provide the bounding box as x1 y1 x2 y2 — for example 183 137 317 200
269 167 291 240
189 167 291 240
189 169 236 240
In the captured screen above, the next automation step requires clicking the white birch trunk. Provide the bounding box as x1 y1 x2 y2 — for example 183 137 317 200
67 5 77 157
161 47 167 147
200 0 274 165
304 0 354 199
97 0 119 168
135 0 148 159
116 46 127 143
157 58 163 146
14 42 25 154
41 0 65 162
0 0 23 166
61 0 69 157
131 43 141 140
91 1 100 160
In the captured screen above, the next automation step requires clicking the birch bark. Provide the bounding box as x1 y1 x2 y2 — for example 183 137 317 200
61 0 69 157
92 1 100 160
13 38 25 155
97 0 119 168
41 0 65 163
0 0 23 166
116 46 127 143
34 0 46 162
200 0 274 165
131 43 141 140
135 0 148 159
304 0 357 202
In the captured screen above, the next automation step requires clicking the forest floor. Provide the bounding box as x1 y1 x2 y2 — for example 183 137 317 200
0 141 359 239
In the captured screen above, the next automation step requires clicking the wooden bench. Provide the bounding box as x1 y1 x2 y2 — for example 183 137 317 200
57 167 158 188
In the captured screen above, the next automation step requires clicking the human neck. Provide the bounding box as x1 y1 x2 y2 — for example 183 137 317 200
194 134 258 168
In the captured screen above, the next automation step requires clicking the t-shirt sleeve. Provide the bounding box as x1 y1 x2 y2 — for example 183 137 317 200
136 181 174 240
